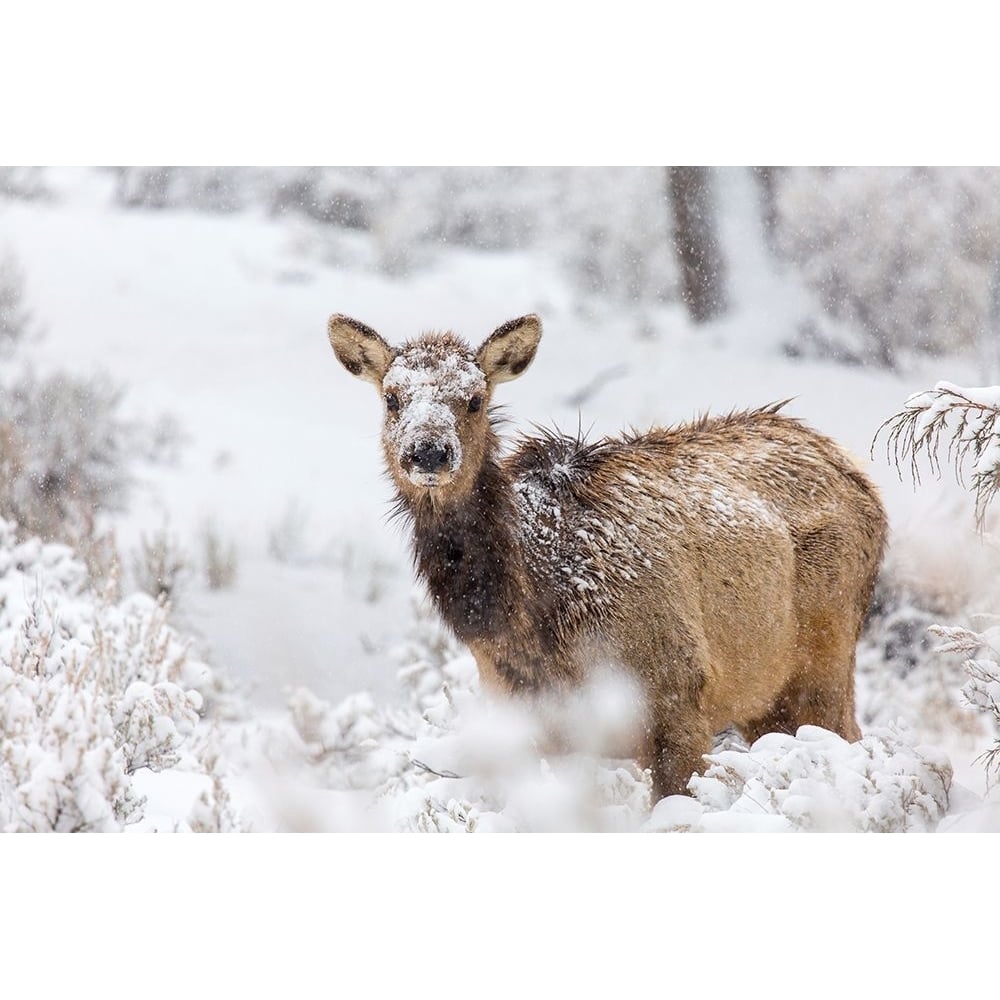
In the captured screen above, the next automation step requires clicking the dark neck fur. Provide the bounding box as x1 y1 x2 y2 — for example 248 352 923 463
404 456 525 644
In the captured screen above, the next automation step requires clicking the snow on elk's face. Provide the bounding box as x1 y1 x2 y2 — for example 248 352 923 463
327 313 542 498
381 338 487 491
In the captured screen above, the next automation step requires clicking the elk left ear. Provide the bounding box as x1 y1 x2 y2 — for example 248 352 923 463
328 314 395 385
476 314 542 384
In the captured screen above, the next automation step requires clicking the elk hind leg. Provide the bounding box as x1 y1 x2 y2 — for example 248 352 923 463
776 526 866 744
747 617 861 744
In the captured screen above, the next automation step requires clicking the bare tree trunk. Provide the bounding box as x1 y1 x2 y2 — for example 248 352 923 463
752 166 781 253
667 166 728 323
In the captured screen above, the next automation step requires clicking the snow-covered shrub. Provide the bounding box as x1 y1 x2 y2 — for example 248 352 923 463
187 752 242 833
277 598 476 806
201 520 238 590
269 597 952 832
417 167 539 251
110 167 247 213
266 166 542 256
555 167 676 308
878 381 1000 785
0 250 40 357
0 167 49 201
267 497 312 565
264 166 375 230
277 643 959 832
776 167 1000 366
360 165 678 303
930 622 1000 780
0 369 134 544
647 725 951 833
110 166 175 210
130 524 192 605
0 519 221 831
780 312 873 367
110 166 680 307
856 558 981 744
2 252 183 587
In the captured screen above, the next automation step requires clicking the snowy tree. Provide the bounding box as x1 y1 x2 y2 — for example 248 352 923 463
667 166 728 323
776 167 1000 367
752 165 782 252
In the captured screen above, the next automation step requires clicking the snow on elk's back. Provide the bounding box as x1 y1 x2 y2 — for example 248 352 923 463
382 338 486 470
510 431 789 611
511 436 660 608
670 455 785 534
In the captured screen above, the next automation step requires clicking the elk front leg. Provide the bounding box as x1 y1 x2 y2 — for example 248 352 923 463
646 663 713 802
649 715 713 801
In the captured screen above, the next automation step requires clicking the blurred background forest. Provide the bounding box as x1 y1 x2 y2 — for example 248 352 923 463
9 165 1000 363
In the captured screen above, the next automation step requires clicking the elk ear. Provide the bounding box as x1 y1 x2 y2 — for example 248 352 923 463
328 314 395 385
476 314 542 384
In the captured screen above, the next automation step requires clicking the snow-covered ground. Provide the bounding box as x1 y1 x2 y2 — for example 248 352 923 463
2 166 998 831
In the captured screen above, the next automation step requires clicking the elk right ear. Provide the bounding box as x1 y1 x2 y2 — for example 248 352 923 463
476 314 542 384
328 314 395 385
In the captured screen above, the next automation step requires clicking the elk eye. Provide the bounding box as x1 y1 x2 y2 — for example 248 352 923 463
385 392 400 412
468 395 483 413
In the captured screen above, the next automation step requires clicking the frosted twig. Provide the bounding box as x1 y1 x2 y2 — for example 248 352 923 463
873 381 1000 530
409 758 464 780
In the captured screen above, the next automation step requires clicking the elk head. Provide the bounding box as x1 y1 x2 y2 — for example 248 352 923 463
328 314 542 502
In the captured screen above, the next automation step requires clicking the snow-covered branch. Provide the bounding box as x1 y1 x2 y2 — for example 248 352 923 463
930 622 1000 780
876 380 1000 528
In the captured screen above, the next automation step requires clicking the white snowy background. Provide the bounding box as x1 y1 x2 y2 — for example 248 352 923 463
2 165 1000 832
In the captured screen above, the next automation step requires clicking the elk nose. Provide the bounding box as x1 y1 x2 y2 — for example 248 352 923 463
412 442 452 472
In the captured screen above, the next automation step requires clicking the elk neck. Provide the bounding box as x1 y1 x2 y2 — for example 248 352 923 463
403 446 528 646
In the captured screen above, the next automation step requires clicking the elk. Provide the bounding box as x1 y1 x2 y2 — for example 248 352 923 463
327 313 888 800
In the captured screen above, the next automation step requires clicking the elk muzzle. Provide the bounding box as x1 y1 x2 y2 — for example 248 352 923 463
411 441 453 474
399 435 461 487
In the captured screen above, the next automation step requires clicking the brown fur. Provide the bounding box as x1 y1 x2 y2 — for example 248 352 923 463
327 315 888 800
